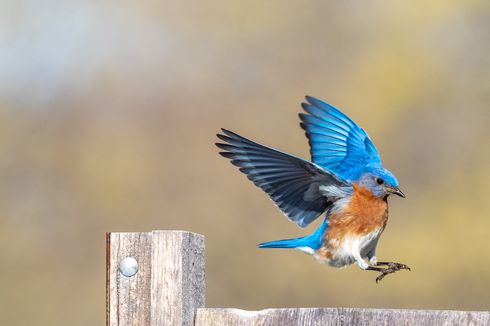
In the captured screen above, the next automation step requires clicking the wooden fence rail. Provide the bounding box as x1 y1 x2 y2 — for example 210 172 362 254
106 231 490 325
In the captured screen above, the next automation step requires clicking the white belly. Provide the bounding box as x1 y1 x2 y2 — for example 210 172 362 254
317 228 384 268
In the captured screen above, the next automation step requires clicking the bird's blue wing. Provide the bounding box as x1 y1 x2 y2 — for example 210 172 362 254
216 129 349 228
299 96 381 180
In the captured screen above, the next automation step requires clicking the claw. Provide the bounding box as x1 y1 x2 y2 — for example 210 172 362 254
372 262 411 283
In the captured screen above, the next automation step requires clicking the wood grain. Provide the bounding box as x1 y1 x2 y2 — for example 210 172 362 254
107 231 205 326
151 231 205 326
196 307 490 326
107 232 152 326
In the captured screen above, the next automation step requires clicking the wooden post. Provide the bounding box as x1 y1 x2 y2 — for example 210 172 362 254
106 231 205 326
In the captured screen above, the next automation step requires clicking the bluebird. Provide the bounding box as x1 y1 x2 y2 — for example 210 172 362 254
216 96 410 282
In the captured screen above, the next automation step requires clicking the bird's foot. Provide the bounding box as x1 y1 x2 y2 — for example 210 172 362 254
367 262 411 283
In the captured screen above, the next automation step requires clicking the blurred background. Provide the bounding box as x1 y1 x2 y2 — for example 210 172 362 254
1 1 490 324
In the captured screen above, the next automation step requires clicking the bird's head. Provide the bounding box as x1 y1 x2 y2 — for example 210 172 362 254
358 165 405 199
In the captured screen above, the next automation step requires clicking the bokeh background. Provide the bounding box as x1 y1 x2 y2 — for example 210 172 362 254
1 1 490 325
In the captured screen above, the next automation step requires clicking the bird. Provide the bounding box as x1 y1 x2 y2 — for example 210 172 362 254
215 96 410 283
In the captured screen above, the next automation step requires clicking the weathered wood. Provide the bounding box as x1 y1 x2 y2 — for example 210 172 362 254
107 232 153 326
195 308 490 326
106 231 205 326
151 231 205 325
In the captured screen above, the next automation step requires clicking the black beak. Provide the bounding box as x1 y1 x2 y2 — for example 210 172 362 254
392 187 406 198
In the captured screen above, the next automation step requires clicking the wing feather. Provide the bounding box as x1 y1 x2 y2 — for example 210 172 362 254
216 128 349 228
300 96 382 180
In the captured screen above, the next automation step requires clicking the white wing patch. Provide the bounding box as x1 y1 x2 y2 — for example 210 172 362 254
319 185 351 198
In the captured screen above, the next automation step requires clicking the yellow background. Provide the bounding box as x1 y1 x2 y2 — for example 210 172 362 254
1 1 489 324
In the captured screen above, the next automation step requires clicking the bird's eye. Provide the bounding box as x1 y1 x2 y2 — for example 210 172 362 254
376 178 384 185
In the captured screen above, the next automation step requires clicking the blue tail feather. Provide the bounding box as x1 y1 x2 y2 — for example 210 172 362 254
257 217 328 251
257 237 306 249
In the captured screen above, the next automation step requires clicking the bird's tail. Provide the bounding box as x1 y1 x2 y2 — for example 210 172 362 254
257 217 328 252
257 237 306 249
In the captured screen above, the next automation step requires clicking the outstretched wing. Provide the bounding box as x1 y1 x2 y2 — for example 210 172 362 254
299 96 381 181
216 129 349 228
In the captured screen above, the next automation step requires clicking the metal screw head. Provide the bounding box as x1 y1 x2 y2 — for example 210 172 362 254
119 257 138 277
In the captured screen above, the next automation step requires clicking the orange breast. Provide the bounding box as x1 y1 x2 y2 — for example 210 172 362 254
340 183 389 234
316 184 388 263
318 184 388 255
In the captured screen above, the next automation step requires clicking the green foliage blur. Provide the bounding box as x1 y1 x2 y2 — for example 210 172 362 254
1 1 489 325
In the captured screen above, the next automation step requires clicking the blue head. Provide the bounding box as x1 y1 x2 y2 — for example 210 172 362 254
357 165 405 198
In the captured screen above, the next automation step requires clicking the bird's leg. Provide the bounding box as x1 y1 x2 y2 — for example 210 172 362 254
365 262 411 283
376 261 411 271
354 253 369 270
355 251 410 283
366 248 377 266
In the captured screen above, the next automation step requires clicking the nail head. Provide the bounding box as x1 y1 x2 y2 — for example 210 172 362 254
119 257 138 277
